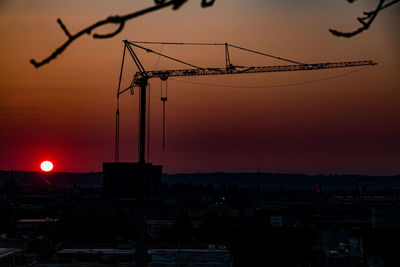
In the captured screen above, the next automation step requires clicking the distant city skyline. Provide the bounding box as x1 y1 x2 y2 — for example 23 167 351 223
1 0 399 174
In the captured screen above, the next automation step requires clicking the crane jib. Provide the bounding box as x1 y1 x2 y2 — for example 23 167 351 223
133 60 377 82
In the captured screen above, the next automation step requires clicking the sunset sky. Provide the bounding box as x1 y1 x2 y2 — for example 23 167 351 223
1 0 399 174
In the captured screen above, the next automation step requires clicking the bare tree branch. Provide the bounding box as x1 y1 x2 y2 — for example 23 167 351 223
30 0 216 68
201 0 216 7
330 0 400 38
30 0 397 67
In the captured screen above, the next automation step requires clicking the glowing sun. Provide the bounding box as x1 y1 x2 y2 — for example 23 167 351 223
40 161 54 172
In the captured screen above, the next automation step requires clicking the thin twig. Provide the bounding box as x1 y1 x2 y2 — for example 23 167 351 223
329 0 399 38
30 0 216 68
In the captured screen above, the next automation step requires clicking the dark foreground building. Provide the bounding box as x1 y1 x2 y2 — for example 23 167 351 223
103 162 162 198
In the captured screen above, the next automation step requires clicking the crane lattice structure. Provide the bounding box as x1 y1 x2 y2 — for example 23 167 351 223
114 40 377 267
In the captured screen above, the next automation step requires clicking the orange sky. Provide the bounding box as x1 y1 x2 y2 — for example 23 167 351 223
1 0 399 174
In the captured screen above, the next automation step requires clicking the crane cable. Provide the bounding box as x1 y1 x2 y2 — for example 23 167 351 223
130 41 226 46
147 84 151 162
115 95 120 162
152 44 164 70
115 44 127 162
127 41 203 70
129 41 304 66
161 80 168 151
168 66 371 89
138 87 141 160
227 44 304 65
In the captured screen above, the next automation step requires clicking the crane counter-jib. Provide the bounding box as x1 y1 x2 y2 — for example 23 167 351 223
132 60 377 82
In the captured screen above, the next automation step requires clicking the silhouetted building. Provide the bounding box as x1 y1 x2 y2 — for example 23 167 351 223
103 162 162 199
149 247 231 266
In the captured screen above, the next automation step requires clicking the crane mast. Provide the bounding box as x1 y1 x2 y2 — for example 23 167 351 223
115 40 377 267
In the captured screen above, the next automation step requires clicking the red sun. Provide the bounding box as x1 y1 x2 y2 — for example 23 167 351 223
40 161 54 172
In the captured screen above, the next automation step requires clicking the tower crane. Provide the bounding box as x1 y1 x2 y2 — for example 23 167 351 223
117 40 376 162
114 40 377 267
